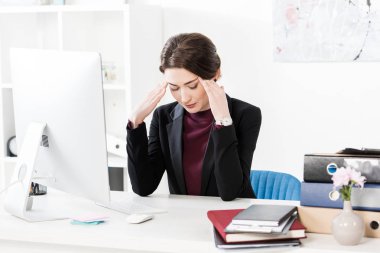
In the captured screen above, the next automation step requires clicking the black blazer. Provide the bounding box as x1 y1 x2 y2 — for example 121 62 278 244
127 95 261 201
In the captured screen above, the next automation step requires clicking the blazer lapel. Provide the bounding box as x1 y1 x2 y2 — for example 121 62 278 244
200 95 233 195
166 104 187 194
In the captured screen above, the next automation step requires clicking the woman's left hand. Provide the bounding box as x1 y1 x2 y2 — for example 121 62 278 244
199 77 231 121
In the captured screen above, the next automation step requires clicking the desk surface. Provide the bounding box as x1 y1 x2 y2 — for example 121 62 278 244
0 191 379 253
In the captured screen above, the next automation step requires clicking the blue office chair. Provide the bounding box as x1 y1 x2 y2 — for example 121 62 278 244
250 170 301 200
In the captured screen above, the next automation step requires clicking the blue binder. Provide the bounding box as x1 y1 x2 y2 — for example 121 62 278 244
301 182 380 211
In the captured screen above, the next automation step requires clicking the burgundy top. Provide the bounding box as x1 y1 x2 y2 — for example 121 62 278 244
182 109 214 195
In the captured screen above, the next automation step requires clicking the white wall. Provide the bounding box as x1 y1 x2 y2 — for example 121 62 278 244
132 0 380 183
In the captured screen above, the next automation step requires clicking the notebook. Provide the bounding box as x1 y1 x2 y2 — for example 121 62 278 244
207 209 306 243
212 227 301 249
225 212 297 234
231 204 297 227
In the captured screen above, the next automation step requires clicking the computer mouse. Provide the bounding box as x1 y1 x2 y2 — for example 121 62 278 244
126 214 153 224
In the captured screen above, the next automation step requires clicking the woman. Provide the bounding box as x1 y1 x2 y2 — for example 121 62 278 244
127 33 261 201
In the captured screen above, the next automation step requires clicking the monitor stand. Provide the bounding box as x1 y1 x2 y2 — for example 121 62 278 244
4 122 67 222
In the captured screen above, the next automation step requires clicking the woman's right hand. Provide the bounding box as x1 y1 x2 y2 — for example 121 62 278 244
129 81 167 128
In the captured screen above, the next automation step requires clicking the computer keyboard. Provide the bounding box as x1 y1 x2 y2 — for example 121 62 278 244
96 200 166 215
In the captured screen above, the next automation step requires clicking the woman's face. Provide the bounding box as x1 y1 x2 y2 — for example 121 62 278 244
164 68 210 113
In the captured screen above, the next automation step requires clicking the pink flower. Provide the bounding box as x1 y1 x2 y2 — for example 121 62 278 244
332 167 350 187
331 167 366 201
350 169 366 188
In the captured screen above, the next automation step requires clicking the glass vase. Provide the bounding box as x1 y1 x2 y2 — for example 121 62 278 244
331 201 364 245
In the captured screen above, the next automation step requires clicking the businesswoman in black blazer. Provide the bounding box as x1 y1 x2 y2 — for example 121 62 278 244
127 33 261 201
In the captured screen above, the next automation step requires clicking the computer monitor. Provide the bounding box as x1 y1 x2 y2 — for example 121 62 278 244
5 48 110 221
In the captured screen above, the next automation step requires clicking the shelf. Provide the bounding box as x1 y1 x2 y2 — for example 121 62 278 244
2 155 126 168
2 83 126 91
108 154 127 168
0 5 128 14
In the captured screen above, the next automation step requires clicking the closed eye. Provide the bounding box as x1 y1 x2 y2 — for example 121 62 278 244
169 79 198 91
170 86 180 91
188 83 198 90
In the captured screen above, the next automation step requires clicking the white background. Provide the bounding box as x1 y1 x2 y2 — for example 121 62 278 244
2 0 379 193
140 0 380 184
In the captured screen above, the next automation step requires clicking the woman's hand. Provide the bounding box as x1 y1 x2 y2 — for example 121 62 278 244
129 81 168 128
199 77 231 121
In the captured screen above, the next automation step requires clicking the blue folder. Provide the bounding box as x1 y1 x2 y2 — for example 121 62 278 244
301 182 380 211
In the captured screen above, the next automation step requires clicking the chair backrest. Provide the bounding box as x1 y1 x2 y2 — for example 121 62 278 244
250 170 301 200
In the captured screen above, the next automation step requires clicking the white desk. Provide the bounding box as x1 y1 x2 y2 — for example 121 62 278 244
0 191 379 253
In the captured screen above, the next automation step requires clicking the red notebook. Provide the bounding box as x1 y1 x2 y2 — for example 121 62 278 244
207 209 306 243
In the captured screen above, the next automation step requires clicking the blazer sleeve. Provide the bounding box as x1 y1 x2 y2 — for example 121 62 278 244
127 109 165 196
211 106 261 201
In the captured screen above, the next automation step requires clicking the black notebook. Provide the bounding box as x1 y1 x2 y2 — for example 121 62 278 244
231 204 297 227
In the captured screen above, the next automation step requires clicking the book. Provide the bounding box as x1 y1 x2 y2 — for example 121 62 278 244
207 209 306 243
212 227 301 249
225 212 297 234
304 153 380 183
301 182 380 211
231 204 297 227
297 206 380 238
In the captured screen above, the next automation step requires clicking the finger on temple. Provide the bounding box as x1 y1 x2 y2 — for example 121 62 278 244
198 77 208 85
199 79 209 90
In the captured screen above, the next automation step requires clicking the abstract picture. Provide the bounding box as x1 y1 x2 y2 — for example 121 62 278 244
273 0 380 62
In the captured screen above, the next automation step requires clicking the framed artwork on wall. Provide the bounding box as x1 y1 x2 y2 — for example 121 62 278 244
273 0 380 62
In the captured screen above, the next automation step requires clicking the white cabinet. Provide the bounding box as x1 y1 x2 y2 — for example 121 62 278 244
0 1 164 193
0 4 131 190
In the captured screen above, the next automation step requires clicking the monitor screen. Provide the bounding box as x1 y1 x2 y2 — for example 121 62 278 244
7 48 111 220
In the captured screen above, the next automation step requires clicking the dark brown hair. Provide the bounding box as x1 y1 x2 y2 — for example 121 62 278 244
159 33 221 79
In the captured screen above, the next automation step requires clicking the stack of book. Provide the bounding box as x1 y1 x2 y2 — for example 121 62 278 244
299 150 380 237
207 204 306 249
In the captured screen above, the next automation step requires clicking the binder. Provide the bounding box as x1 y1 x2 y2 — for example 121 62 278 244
298 206 380 238
304 153 380 183
301 182 380 211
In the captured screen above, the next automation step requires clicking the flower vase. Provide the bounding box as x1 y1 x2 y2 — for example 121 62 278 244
331 201 364 245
